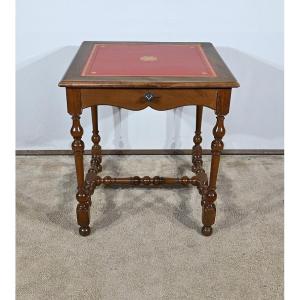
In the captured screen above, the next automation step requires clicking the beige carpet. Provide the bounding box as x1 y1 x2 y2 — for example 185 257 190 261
16 155 283 300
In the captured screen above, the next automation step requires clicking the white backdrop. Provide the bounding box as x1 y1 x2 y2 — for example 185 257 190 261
16 0 283 150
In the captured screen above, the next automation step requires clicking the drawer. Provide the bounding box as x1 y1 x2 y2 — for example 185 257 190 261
80 88 218 111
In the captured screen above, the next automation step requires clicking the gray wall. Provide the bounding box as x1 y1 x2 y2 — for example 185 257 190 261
16 0 283 150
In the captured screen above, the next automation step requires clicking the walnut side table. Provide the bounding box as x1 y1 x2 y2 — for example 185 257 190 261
58 41 239 237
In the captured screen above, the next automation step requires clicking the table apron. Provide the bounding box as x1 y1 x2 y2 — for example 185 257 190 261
80 88 219 111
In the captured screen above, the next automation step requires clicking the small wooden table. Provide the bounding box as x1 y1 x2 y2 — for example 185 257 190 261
59 41 239 237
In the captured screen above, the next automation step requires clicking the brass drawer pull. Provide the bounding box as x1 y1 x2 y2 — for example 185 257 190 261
144 92 159 102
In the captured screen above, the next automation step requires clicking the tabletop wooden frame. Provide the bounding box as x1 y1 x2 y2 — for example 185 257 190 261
59 41 239 237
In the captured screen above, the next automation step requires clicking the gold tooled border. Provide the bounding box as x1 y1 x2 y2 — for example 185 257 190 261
196 45 217 77
81 44 98 76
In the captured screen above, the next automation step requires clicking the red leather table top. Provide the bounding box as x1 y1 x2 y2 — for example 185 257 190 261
81 43 216 77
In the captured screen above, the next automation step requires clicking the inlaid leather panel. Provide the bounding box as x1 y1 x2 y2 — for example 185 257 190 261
81 43 216 78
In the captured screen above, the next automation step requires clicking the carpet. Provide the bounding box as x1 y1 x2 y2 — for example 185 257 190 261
16 155 283 300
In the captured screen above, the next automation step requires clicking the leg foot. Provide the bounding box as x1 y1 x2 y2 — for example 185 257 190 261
201 194 216 237
76 195 91 236
201 226 213 236
79 226 91 236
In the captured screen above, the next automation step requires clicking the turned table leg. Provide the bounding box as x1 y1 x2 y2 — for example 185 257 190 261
200 89 231 236
192 105 203 174
70 114 91 236
201 113 225 236
91 106 102 173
